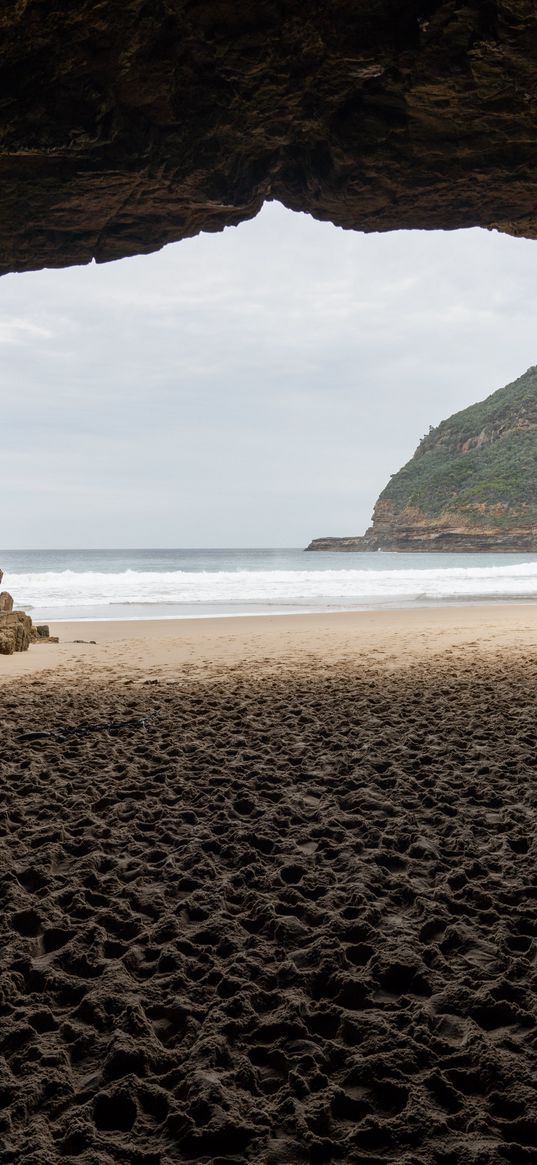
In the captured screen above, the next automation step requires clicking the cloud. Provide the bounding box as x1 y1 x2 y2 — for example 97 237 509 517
2 204 537 546
0 317 52 344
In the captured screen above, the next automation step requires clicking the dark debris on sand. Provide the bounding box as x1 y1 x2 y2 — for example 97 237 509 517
1 656 537 1165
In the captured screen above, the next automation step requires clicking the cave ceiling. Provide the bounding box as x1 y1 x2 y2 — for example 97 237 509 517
2 1 537 275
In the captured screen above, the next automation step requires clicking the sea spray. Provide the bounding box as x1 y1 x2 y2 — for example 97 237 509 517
4 547 537 619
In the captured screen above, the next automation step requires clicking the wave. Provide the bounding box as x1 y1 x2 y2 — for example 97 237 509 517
9 562 537 610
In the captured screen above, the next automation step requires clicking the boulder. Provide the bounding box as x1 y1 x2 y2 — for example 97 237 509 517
0 568 58 653
34 625 59 644
0 611 33 654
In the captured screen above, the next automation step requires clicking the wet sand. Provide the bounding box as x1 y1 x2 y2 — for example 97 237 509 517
2 609 537 1163
4 604 537 683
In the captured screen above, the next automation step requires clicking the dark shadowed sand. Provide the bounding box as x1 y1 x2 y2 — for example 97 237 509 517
1 614 537 1164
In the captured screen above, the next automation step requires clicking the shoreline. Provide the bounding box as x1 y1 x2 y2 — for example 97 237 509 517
3 601 537 683
27 592 537 622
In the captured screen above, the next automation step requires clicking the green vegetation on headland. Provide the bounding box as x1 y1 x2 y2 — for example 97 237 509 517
306 365 537 551
380 365 537 523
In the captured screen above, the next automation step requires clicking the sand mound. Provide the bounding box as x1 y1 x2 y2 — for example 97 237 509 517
1 655 537 1164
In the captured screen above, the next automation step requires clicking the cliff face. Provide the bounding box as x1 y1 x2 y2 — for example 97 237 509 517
3 3 537 274
307 366 537 552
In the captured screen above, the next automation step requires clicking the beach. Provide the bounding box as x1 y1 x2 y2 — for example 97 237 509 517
2 607 537 1163
4 603 537 682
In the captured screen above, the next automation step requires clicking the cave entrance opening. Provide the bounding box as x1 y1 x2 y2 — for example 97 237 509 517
3 202 537 617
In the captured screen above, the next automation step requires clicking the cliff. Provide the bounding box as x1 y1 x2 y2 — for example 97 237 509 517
307 366 537 552
3 3 537 274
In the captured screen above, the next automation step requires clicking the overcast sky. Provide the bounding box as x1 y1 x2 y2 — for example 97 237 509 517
2 201 537 548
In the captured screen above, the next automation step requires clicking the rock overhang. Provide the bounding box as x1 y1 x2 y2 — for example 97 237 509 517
2 1 537 276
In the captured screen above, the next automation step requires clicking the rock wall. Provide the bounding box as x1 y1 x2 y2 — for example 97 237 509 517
306 526 537 552
347 498 537 552
2 2 537 274
305 536 372 553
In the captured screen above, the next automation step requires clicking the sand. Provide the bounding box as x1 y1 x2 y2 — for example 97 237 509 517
2 607 537 1163
4 604 537 684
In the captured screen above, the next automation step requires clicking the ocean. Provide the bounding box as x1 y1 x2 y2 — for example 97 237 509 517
3 547 537 621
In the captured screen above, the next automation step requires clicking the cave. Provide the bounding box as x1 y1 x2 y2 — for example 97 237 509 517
2 1 537 277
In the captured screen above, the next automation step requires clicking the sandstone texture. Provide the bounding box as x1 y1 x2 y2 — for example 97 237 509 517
307 365 537 552
3 2 537 274
0 611 34 655
0 569 57 653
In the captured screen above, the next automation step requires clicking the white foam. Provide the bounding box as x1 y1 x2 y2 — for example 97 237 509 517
9 561 537 612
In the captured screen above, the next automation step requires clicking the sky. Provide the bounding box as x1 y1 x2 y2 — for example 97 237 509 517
3 200 537 548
